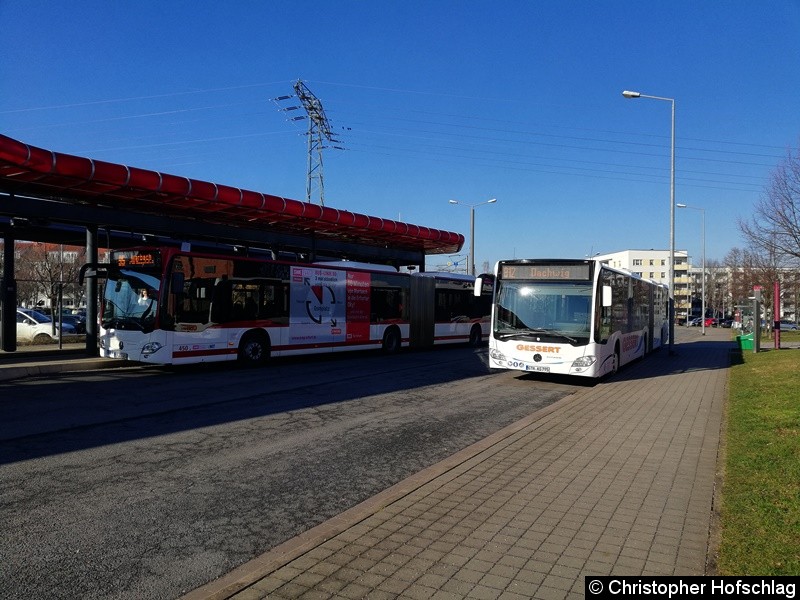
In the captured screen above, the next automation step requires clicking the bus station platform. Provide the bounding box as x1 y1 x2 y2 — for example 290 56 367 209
0 344 129 382
181 327 740 600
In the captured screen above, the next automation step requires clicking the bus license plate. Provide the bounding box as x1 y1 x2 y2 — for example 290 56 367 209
525 365 550 373
110 351 128 359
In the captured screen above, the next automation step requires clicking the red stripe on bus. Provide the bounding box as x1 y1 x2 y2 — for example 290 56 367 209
273 339 384 351
172 348 238 359
171 335 468 359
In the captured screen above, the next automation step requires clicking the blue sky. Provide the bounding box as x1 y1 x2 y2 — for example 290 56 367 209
2 1 799 271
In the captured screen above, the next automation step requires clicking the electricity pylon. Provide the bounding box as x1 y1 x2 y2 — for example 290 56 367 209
273 80 343 206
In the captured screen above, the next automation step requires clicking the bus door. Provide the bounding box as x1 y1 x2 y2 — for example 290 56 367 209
409 275 435 347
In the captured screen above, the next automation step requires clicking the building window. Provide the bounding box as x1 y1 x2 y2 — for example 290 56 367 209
633 259 642 266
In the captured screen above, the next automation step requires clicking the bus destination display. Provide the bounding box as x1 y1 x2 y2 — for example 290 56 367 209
113 250 161 269
500 263 591 281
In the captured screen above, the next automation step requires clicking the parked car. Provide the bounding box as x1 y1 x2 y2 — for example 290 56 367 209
719 319 733 328
688 317 702 326
34 307 86 334
705 318 717 327
16 308 76 343
57 311 86 334
779 320 799 330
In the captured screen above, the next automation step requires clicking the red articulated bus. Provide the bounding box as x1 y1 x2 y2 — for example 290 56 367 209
89 246 493 366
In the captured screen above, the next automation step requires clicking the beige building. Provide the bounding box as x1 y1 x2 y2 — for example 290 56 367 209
594 249 691 315
595 249 799 325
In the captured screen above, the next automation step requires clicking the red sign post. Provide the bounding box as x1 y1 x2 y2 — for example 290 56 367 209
774 281 781 350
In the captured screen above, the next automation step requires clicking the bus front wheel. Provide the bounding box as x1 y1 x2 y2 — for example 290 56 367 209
238 331 270 366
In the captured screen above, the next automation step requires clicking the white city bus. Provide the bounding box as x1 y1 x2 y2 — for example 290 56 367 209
85 246 493 366
480 258 668 378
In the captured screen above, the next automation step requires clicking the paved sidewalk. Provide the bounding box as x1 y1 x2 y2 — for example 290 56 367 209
0 344 129 381
182 328 734 600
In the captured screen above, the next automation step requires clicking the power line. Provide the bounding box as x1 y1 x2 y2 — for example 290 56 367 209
4 77 789 199
0 80 295 114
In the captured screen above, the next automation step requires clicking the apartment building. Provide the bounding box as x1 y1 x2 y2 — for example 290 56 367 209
594 249 691 314
595 249 799 324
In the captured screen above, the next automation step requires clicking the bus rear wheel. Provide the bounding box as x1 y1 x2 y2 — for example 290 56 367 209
238 331 270 366
468 324 482 347
381 327 401 354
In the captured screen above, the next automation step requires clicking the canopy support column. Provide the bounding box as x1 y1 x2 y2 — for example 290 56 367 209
1 229 17 352
85 225 98 356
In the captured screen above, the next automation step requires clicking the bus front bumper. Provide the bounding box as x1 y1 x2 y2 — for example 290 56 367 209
489 348 598 377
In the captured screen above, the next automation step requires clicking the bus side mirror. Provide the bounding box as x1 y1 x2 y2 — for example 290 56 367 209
78 262 110 285
474 276 483 297
602 285 612 307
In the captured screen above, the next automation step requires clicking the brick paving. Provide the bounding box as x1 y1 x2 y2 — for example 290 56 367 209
183 328 733 600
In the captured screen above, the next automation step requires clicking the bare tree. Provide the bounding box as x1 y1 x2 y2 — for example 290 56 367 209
15 242 86 308
725 245 789 330
739 143 800 261
705 259 728 317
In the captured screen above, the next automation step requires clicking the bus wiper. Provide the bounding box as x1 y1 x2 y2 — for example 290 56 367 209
530 328 578 344
103 316 145 331
496 328 577 344
496 328 542 340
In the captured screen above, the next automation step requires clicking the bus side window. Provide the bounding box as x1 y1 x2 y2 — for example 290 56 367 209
180 279 214 324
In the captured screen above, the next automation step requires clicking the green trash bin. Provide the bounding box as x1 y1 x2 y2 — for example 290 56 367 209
739 333 754 350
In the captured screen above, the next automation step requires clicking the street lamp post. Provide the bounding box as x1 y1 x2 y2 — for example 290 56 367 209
622 90 676 354
677 203 706 335
448 198 497 275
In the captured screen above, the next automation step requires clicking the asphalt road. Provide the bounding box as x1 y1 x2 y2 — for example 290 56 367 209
0 346 586 600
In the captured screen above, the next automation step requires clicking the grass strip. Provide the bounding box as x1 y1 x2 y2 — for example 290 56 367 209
718 347 800 574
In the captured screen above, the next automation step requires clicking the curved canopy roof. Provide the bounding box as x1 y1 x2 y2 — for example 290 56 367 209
0 134 463 255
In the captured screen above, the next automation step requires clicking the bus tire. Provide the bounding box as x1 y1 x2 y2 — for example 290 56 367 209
611 343 620 376
468 324 482 347
381 327 401 354
238 330 270 366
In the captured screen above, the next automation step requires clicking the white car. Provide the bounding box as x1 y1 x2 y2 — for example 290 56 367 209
16 308 76 343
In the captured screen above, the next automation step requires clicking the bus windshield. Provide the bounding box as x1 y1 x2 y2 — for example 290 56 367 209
494 281 592 344
102 269 161 331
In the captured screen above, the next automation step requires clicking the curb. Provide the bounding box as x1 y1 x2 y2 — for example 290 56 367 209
0 358 131 382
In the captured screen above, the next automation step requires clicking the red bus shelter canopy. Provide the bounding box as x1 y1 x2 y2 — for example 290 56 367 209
0 134 463 256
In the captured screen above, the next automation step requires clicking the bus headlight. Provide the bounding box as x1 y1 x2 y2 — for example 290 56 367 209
571 356 596 368
489 349 507 361
141 342 164 357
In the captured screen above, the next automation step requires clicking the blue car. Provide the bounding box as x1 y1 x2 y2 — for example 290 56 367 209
779 320 799 330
